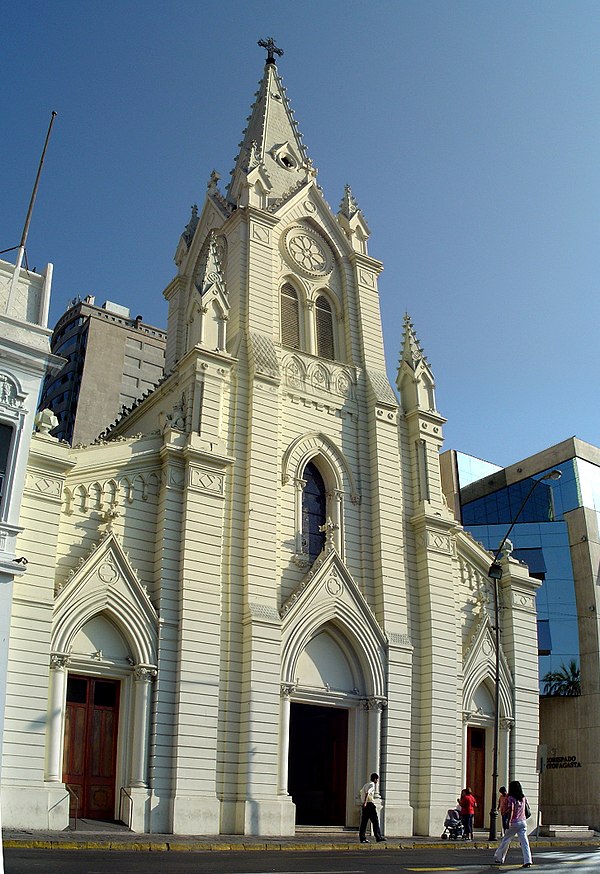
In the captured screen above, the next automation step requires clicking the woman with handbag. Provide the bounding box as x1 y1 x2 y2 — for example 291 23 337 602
493 780 532 867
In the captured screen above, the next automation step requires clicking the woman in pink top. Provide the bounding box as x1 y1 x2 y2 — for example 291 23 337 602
493 780 532 867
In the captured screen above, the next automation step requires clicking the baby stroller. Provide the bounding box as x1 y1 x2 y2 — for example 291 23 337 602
441 807 464 840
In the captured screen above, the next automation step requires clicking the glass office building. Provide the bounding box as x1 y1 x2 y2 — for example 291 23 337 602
443 439 600 688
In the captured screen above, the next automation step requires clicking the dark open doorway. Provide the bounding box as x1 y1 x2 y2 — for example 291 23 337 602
288 702 348 826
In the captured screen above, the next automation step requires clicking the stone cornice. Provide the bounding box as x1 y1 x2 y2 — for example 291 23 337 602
347 251 384 275
28 435 76 475
403 407 447 429
244 205 281 229
410 507 460 536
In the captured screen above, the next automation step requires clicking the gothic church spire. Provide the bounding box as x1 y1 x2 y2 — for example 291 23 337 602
227 40 315 208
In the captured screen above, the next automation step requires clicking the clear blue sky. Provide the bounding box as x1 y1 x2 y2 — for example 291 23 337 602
3 1 599 466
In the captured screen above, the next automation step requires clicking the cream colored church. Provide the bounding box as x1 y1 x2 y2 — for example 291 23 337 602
1 45 541 837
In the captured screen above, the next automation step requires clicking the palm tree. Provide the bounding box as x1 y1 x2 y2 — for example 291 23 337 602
542 660 581 696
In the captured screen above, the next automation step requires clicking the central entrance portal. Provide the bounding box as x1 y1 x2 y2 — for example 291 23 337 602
288 702 348 826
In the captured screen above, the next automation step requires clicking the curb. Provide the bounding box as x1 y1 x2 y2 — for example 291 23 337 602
3 837 600 852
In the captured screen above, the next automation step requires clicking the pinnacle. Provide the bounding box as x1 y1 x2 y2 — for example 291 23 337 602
181 203 199 247
339 184 361 219
401 313 429 369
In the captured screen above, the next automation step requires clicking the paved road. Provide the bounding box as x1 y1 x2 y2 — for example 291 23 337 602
4 845 599 874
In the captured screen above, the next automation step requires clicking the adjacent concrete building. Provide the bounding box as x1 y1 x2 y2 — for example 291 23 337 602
39 296 166 445
441 439 600 830
1 49 542 837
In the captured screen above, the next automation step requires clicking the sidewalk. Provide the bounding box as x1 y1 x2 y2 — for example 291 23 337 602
3 823 600 852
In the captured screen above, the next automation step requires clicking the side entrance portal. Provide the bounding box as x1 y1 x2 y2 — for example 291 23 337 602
288 703 348 826
466 726 486 828
62 675 120 820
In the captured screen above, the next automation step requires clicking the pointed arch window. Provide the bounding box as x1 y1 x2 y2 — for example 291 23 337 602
302 462 326 563
315 295 335 360
281 283 301 349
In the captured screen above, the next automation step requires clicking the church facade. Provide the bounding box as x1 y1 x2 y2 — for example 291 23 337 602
1 47 541 837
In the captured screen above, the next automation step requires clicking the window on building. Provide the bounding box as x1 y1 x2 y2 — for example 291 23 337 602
0 422 13 506
315 295 334 360
281 283 301 349
302 462 326 563
537 620 552 657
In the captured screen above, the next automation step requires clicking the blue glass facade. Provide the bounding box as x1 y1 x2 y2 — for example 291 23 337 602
460 457 585 688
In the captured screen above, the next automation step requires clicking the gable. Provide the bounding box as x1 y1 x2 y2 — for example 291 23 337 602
52 529 158 667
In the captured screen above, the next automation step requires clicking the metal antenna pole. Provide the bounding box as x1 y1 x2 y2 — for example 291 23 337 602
6 111 57 312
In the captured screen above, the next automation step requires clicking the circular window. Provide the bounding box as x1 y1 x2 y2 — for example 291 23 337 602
282 225 333 278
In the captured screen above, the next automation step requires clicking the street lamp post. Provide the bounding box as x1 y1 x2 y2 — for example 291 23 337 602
486 469 561 841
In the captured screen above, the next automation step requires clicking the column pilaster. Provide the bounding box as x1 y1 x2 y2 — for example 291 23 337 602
45 654 70 782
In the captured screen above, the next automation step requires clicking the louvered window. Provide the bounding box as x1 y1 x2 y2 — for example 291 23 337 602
281 283 300 349
315 295 335 360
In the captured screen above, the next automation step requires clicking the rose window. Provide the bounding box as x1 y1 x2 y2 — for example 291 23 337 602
288 234 327 272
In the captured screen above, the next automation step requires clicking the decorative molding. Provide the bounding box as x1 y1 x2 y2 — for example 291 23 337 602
359 269 375 288
324 565 344 597
251 222 270 244
188 466 224 496
387 632 412 647
97 560 120 585
426 530 452 554
29 475 63 499
0 374 23 410
281 355 356 402
248 602 281 623
280 683 296 698
134 665 158 681
511 590 535 611
363 696 387 712
50 653 70 670
291 553 310 570
167 466 185 489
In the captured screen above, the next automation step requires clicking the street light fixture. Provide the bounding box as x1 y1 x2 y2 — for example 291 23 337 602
487 468 562 841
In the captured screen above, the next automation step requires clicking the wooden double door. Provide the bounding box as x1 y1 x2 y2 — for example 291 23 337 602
62 675 120 821
466 726 486 828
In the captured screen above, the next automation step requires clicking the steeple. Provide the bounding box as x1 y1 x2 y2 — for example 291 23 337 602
227 39 315 208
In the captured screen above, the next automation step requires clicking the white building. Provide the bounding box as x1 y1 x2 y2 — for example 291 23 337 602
0 257 60 837
1 47 541 837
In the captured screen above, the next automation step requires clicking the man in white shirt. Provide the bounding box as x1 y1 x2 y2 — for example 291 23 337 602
359 772 386 843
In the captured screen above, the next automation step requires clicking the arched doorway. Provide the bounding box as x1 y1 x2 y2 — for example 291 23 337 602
465 682 496 829
280 552 389 831
285 624 365 827
61 615 130 821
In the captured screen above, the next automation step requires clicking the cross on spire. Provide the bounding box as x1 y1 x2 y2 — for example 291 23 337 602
258 37 283 65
